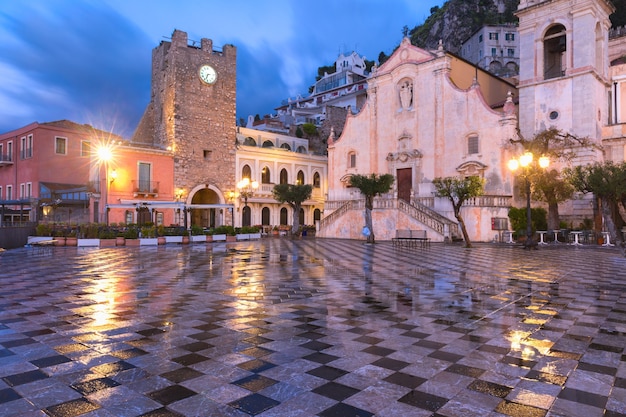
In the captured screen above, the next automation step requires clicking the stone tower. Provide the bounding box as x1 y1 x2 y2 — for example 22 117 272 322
133 29 237 211
516 0 614 158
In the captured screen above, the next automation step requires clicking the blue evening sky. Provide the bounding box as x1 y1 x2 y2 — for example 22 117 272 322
0 0 444 138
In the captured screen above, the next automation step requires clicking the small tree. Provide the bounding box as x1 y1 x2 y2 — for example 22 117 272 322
272 184 313 236
349 173 395 243
564 162 626 245
432 176 485 248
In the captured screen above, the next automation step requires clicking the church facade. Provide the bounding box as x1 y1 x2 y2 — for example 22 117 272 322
320 0 619 243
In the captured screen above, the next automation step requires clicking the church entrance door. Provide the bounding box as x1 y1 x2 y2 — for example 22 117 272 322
397 168 412 203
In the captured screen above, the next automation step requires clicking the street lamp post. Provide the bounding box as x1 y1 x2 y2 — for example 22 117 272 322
96 145 116 225
236 178 258 227
508 151 549 247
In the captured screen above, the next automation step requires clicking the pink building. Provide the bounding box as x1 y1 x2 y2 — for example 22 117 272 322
0 120 179 227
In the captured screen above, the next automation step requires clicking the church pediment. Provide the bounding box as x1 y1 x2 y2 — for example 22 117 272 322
386 149 423 162
377 37 436 73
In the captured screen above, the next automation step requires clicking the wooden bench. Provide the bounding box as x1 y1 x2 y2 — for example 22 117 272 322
392 229 430 248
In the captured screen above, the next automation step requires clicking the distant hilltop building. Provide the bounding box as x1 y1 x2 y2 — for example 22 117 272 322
459 23 520 79
249 51 371 155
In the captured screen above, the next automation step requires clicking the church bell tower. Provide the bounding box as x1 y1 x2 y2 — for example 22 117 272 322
516 0 614 159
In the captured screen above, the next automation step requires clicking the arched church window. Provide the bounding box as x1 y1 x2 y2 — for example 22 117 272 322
280 169 288 185
313 172 320 188
261 166 271 184
242 164 251 180
296 170 305 185
544 24 566 80
348 151 356 168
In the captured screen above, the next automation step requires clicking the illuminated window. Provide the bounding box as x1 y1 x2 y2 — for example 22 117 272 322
242 164 251 179
261 167 271 184
313 172 320 188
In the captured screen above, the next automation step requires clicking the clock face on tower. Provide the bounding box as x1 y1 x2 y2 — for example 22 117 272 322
199 64 217 84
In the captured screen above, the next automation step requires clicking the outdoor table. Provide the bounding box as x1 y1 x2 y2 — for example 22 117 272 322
602 231 615 247
570 231 583 245
501 230 515 244
537 231 548 245
552 230 561 243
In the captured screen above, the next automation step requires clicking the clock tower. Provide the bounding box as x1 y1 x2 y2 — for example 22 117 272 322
133 29 237 224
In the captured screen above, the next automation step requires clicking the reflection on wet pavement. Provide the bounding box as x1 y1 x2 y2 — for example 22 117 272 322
0 239 625 416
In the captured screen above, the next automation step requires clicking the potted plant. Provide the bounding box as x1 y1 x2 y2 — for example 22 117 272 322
140 225 158 245
78 223 100 247
212 225 231 242
190 224 206 243
123 225 140 246
52 225 66 246
65 228 78 246
99 227 117 247
157 225 166 245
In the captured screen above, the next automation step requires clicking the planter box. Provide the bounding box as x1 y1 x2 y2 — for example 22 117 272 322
226 235 236 242
116 237 126 246
140 238 158 246
249 233 261 240
77 238 100 247
165 236 183 244
191 235 207 243
212 234 226 242
28 236 54 245
125 239 140 247
100 239 117 247
236 234 250 241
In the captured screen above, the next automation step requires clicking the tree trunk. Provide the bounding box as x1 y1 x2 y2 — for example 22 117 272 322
455 211 472 248
291 204 301 236
601 198 622 245
547 202 560 230
365 206 374 243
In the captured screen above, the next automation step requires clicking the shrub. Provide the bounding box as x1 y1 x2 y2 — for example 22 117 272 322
191 225 204 235
508 207 547 236
98 227 117 239
123 226 139 239
213 225 235 236
141 226 156 238
36 223 52 236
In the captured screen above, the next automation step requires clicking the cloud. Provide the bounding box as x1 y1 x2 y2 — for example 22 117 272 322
0 0 152 136
0 0 442 136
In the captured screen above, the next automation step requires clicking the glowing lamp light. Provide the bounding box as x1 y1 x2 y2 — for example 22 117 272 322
519 152 533 167
538 156 550 169
507 159 519 171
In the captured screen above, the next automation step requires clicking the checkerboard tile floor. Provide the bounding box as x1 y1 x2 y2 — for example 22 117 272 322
1 239 626 416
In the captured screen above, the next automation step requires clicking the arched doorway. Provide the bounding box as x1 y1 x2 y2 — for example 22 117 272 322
191 188 220 228
242 206 251 227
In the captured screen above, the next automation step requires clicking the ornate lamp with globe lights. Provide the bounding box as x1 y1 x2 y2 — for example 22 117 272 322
508 152 549 247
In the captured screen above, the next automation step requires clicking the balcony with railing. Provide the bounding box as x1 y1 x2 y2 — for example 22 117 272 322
132 180 160 197
0 154 13 165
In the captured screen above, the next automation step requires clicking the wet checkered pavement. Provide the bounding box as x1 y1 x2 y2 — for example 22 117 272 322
1 239 626 416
